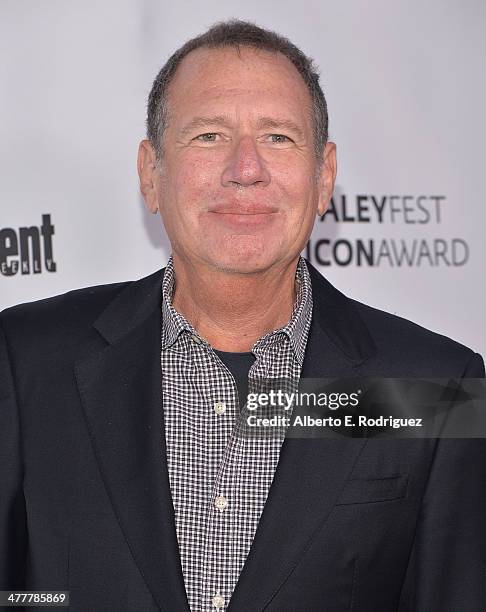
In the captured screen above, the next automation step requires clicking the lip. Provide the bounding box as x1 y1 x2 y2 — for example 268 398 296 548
208 204 279 215
206 209 278 229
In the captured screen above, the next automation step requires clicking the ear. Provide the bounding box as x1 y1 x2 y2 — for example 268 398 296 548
137 139 160 214
317 142 337 217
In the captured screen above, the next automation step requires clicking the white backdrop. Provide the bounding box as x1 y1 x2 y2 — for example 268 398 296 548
1 0 485 356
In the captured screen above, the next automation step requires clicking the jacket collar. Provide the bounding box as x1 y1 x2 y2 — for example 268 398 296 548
93 258 377 366
304 259 377 367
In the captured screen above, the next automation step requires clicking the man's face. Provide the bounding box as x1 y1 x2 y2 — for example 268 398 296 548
140 46 336 274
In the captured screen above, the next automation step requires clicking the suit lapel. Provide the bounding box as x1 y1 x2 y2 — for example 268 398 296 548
227 261 377 611
74 269 190 612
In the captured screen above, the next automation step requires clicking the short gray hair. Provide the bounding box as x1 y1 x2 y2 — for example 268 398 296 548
146 19 328 160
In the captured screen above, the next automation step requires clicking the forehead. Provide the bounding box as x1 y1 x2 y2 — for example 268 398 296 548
166 46 313 123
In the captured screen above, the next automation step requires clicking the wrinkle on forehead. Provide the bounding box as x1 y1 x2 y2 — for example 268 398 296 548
168 46 312 107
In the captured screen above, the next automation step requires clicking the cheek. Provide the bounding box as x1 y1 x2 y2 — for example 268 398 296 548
277 170 318 219
174 153 220 198
161 156 218 232
270 154 316 195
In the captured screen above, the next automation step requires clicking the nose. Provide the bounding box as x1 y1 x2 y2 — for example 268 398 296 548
221 136 271 188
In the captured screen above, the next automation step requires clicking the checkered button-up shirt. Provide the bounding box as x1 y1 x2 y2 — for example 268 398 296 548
161 256 313 612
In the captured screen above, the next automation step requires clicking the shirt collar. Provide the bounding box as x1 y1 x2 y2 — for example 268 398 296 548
161 255 313 365
251 256 312 365
161 257 197 349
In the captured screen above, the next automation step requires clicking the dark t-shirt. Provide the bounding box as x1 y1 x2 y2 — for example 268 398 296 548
213 349 256 411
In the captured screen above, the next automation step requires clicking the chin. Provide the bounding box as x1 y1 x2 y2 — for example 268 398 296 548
205 248 279 275
198 233 289 274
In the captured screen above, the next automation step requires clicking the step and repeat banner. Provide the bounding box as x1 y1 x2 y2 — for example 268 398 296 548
1 0 485 356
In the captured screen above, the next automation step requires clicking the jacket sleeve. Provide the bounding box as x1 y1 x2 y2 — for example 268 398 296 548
399 352 486 611
0 317 27 589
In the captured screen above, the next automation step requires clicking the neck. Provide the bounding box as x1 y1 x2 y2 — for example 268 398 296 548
171 254 300 352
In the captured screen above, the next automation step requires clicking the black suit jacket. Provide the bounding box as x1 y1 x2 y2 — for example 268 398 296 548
1 260 485 611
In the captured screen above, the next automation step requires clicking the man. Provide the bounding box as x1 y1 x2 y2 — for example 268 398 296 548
1 19 485 612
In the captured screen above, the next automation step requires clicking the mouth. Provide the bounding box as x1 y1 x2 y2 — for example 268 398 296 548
208 203 279 215
209 212 278 219
209 206 277 217
206 208 278 229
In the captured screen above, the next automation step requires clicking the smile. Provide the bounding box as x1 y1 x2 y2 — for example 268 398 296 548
208 211 278 227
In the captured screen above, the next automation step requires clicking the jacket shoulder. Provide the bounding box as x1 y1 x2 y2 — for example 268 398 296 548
350 298 484 375
0 280 137 361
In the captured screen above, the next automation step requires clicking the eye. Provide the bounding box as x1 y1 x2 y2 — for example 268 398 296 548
268 134 292 143
195 133 219 142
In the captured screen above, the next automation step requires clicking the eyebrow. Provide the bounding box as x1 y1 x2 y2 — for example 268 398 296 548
179 115 234 138
255 117 305 141
178 115 306 141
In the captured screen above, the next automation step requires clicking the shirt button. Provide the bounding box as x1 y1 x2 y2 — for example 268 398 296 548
214 495 228 511
212 593 225 609
190 334 202 344
214 401 226 415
